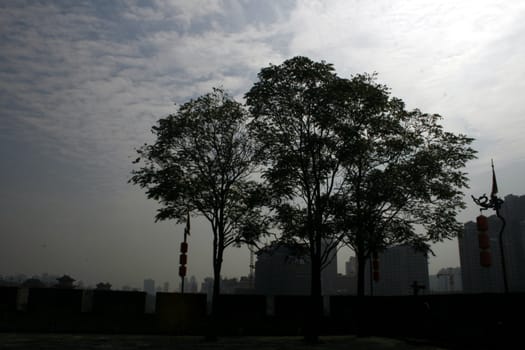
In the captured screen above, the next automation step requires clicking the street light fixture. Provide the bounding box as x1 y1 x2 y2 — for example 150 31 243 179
471 160 508 293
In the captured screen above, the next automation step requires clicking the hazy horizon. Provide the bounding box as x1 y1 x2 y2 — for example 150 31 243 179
2 1 525 290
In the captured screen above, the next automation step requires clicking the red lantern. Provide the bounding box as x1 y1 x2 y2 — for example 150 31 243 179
180 242 188 253
480 251 492 267
476 215 488 231
179 253 187 265
478 233 490 250
476 215 491 267
178 265 187 277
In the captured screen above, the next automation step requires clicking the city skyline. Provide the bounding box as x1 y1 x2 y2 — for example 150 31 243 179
1 187 523 290
4 188 524 296
0 246 473 295
2 1 525 289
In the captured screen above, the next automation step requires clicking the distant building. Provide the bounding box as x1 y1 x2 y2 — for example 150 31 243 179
163 281 170 292
233 276 255 294
255 243 310 295
333 256 358 294
95 282 112 290
188 276 198 293
370 245 429 296
345 256 357 277
37 273 60 287
22 278 46 288
200 277 213 296
220 277 240 294
459 194 525 293
56 275 75 289
429 267 462 293
338 245 429 295
198 276 253 297
143 278 155 295
178 276 198 293
254 242 338 295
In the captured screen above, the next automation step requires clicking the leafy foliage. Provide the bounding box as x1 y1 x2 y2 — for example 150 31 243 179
328 73 477 295
130 88 268 307
131 88 266 243
246 56 476 300
246 57 346 272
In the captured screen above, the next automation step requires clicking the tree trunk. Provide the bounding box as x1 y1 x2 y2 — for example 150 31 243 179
211 259 221 319
356 251 368 337
305 237 323 343
357 252 366 297
206 231 223 341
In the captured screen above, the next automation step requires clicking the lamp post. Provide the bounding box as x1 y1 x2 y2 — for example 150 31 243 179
471 160 508 293
179 210 190 294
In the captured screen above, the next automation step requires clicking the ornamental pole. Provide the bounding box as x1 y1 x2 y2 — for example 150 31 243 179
179 210 190 294
471 160 507 293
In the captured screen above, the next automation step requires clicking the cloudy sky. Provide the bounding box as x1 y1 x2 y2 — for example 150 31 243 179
1 0 525 290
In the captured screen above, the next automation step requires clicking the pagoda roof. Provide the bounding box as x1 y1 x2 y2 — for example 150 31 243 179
57 274 75 282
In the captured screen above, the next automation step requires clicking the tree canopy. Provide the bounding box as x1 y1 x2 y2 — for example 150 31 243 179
246 56 475 336
131 56 476 341
130 88 267 319
246 57 346 269
327 73 477 295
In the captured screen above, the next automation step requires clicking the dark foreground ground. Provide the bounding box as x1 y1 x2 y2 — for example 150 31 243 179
0 334 450 350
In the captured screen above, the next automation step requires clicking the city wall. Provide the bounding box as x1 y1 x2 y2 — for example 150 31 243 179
1 287 522 346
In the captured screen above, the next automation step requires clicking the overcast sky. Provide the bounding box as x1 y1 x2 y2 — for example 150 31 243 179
2 0 525 290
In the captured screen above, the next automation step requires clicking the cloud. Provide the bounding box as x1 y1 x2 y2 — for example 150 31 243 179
0 1 292 199
283 1 525 172
2 0 524 204
124 0 225 22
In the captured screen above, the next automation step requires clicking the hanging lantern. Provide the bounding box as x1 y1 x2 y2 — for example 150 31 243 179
478 233 490 250
476 214 491 267
180 242 188 253
480 250 492 267
179 253 187 265
476 215 489 231
178 265 187 277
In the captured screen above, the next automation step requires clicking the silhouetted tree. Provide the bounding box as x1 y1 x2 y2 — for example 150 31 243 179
130 88 267 330
246 57 348 342
328 74 476 296
246 56 476 339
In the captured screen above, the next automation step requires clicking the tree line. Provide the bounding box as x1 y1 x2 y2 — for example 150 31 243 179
130 56 476 341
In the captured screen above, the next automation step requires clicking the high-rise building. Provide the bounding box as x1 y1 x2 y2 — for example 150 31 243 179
370 245 429 296
459 194 525 293
345 256 357 277
143 278 155 295
254 241 339 295
429 267 462 293
255 243 310 295
333 245 429 295
331 256 357 294
187 276 198 293
200 277 214 299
